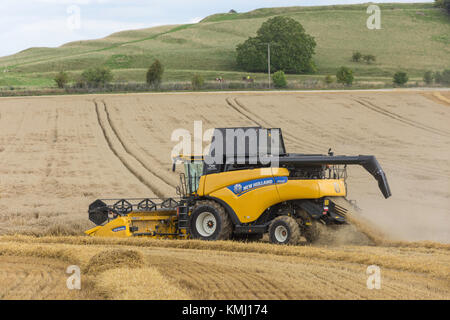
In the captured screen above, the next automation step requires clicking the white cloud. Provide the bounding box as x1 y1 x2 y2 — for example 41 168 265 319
0 17 154 57
189 17 203 24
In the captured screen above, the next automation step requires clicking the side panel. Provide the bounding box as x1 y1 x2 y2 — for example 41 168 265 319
276 180 320 201
129 211 178 235
86 211 182 238
199 168 289 196
197 175 206 195
199 168 346 224
209 183 282 223
276 179 346 201
317 180 347 197
87 217 132 237
208 178 346 224
201 168 289 223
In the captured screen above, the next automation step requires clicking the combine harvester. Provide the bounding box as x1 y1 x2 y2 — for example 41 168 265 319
86 127 391 244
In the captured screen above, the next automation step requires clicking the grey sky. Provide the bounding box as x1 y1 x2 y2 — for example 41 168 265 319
0 0 433 57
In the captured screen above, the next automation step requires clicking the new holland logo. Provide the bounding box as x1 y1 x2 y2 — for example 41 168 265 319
112 226 126 232
228 177 288 197
234 183 243 194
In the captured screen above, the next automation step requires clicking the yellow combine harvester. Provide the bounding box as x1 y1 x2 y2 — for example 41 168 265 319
86 127 391 244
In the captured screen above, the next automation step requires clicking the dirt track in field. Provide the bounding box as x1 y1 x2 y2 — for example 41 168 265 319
0 90 449 299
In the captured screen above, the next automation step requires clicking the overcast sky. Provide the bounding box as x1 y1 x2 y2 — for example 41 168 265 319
0 0 433 57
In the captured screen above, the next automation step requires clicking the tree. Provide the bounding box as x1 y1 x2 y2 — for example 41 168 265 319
362 54 376 64
433 70 450 85
434 71 442 83
54 71 69 88
272 70 287 88
81 67 113 87
435 0 450 14
393 71 409 86
192 74 204 90
423 71 434 85
236 16 316 74
441 69 450 84
324 75 334 84
336 67 354 86
352 52 362 62
146 59 164 88
236 38 267 72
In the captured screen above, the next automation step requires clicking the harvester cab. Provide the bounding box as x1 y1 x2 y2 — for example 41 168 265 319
172 154 204 197
86 127 391 244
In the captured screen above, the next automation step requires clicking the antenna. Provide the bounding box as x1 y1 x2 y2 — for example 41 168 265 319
328 148 334 156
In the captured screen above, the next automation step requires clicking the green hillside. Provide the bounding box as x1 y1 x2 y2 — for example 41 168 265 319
0 2 449 88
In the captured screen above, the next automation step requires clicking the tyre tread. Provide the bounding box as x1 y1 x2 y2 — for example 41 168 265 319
192 200 233 240
269 215 301 245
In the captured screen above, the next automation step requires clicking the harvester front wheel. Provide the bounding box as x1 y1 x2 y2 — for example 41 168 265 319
190 200 233 241
268 216 301 245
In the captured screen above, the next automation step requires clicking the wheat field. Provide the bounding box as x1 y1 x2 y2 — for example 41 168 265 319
0 236 448 299
0 90 449 299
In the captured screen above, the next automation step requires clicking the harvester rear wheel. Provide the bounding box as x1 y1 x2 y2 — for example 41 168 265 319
302 221 321 243
268 216 301 245
296 209 321 243
190 200 233 241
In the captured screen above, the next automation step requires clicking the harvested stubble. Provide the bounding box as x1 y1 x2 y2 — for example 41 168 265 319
0 237 449 299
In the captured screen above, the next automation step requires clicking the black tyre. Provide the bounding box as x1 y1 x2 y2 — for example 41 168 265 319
268 216 301 245
303 221 321 243
190 200 233 240
297 209 321 243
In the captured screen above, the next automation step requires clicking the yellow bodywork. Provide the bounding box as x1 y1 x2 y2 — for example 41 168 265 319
86 167 346 236
198 168 346 223
85 210 187 238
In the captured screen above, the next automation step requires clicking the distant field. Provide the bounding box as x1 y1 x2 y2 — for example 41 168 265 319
0 3 449 89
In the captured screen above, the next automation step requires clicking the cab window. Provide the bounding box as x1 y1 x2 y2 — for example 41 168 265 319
184 161 203 193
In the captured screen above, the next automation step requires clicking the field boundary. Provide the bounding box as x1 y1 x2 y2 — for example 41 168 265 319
1 87 448 100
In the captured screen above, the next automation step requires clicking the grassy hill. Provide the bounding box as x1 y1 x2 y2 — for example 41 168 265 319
0 2 449 88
